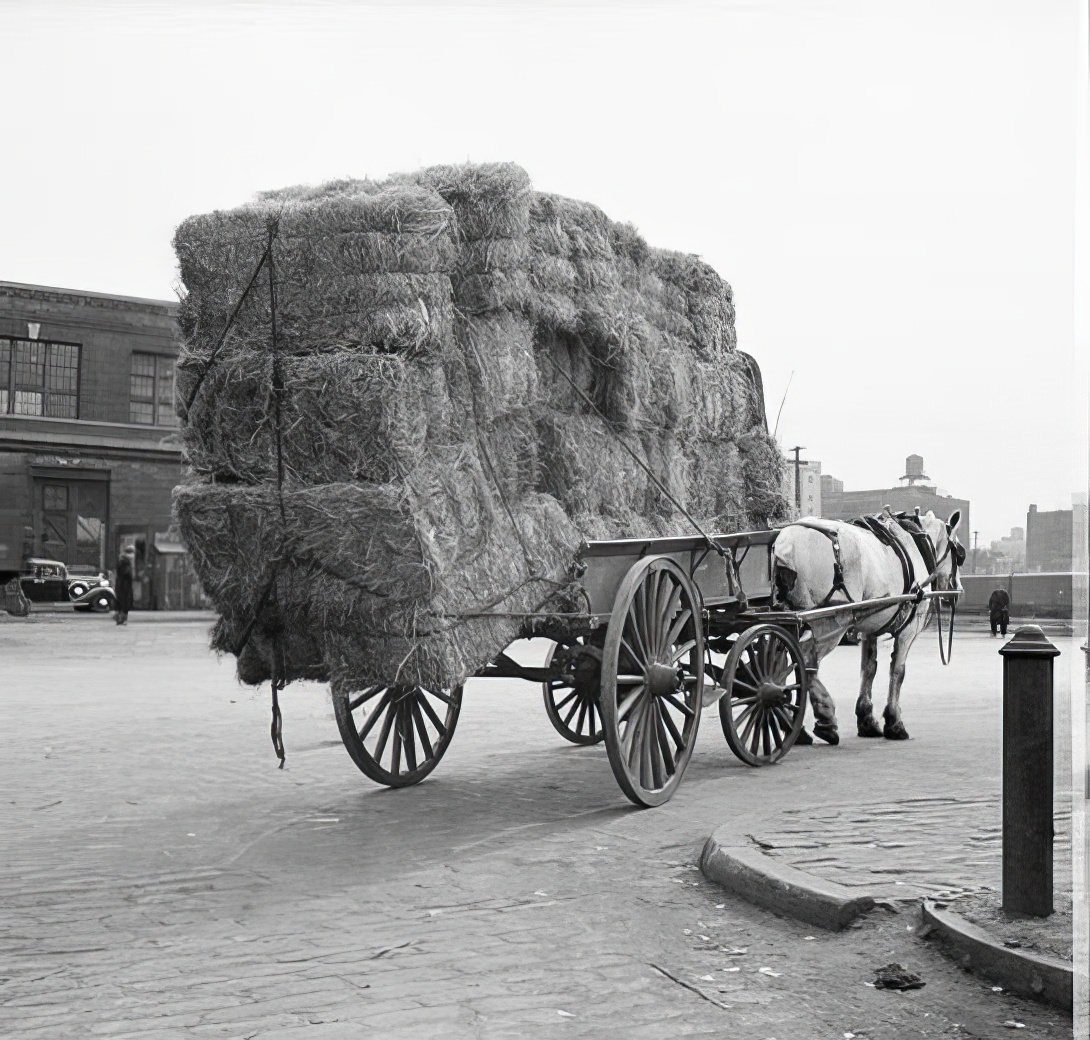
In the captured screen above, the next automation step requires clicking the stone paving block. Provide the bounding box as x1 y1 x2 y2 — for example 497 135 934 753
260 1023 376 1039
191 986 355 1025
187 1012 305 1035
100 1030 192 1040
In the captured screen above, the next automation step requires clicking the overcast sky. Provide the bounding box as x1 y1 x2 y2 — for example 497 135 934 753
4 0 1087 545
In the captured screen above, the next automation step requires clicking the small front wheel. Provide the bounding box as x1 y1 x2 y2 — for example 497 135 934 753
719 624 807 766
542 638 604 745
334 683 462 787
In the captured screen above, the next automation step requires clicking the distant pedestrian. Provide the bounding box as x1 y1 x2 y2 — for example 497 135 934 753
987 587 1010 637
114 545 135 625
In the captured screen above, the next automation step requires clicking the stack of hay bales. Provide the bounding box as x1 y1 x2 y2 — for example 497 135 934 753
172 162 786 692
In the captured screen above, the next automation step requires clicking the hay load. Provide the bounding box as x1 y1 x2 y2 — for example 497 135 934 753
173 162 787 692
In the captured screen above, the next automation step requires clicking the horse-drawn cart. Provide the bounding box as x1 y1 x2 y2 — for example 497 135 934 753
333 526 961 808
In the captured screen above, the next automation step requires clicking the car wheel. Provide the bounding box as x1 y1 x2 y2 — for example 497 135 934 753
69 583 88 599
90 594 113 613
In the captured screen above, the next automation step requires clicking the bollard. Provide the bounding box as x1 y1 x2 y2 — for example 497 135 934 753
998 625 1060 917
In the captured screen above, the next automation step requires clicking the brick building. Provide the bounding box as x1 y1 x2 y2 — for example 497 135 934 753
1025 500 1089 572
0 281 203 609
820 454 970 555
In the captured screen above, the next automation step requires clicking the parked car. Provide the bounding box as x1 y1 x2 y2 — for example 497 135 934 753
20 558 117 612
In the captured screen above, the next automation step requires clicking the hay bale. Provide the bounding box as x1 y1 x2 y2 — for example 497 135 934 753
178 349 458 485
202 491 582 690
536 412 687 527
410 162 533 241
457 312 538 422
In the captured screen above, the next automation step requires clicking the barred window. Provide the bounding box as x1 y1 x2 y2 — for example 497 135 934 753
130 352 178 427
0 337 80 418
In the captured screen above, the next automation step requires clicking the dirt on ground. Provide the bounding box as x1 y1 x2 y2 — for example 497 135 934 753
949 890 1074 963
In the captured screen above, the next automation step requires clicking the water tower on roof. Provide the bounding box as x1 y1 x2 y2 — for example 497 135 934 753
900 454 931 487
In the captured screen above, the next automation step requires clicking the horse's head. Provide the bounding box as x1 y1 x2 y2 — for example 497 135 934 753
919 508 964 591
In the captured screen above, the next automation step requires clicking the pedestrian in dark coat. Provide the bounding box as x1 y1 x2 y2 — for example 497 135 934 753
115 545 135 625
987 587 1010 637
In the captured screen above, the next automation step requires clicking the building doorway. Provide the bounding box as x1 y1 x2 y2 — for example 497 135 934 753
33 475 109 571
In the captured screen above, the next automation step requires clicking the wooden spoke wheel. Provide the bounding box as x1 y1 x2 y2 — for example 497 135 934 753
718 624 807 767
542 638 604 745
334 683 462 787
600 556 704 808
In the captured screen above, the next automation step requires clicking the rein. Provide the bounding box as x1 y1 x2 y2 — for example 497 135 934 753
923 536 959 665
935 588 956 665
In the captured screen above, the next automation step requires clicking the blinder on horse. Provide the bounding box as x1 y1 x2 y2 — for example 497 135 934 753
952 539 966 568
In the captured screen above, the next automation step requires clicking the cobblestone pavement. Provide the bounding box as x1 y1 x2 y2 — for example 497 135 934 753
1 612 1077 1037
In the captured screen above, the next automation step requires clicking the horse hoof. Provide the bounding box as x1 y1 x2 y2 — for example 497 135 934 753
795 728 813 746
857 716 884 738
814 723 840 746
883 721 910 741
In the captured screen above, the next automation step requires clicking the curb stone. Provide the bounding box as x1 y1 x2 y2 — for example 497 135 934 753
699 826 1074 1013
921 900 1073 1012
699 826 876 931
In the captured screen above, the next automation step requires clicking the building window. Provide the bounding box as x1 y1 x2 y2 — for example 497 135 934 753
0 337 81 418
130 352 178 427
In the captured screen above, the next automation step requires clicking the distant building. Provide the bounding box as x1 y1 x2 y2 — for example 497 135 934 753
782 454 822 519
0 281 204 609
821 474 843 496
1026 500 1089 572
821 454 970 556
984 526 1026 574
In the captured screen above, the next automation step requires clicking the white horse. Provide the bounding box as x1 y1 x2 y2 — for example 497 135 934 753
770 509 963 743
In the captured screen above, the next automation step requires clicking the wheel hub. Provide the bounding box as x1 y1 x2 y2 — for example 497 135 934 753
569 648 602 700
645 661 681 697
756 680 786 708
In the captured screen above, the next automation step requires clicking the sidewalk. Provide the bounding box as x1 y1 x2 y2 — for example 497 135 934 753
698 627 1080 1012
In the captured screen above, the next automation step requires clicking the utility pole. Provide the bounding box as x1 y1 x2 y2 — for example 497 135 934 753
972 530 979 574
789 446 806 512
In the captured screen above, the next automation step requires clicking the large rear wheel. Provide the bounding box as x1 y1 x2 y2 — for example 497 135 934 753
600 556 704 807
334 683 462 787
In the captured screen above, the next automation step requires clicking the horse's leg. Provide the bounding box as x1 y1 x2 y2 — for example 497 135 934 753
882 630 914 740
856 635 883 737
807 670 840 745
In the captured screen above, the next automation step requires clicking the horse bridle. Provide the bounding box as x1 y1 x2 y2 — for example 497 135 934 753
919 529 962 592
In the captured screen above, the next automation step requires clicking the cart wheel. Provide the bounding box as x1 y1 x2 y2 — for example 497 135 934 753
334 683 462 787
600 556 704 808
718 624 807 767
542 638 604 745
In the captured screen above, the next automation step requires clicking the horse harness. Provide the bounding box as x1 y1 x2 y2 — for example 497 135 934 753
789 511 953 638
